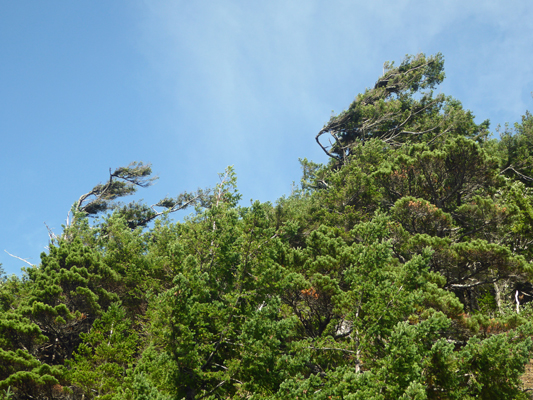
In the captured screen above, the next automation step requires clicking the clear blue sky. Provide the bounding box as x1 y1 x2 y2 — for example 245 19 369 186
1 1 532 276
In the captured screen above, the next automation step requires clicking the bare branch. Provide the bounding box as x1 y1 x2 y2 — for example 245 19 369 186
142 194 201 226
4 250 34 267
198 381 226 400
316 127 343 161
500 165 533 182
44 222 58 243
308 346 357 354
448 278 501 289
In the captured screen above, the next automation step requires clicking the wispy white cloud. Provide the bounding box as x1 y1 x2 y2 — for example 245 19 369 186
1 0 531 275
136 0 533 202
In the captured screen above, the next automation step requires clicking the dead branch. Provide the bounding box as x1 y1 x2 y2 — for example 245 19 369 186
4 250 34 267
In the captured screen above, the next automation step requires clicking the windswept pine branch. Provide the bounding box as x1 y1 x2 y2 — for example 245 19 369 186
75 161 157 216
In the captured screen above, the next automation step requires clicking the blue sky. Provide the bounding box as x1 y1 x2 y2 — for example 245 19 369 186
1 1 532 276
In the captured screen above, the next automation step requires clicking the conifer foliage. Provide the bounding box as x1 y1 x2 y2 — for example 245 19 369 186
2 53 533 399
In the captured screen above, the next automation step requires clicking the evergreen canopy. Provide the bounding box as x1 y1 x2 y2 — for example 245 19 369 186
2 53 533 399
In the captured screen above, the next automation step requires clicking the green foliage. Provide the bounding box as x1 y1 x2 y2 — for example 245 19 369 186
68 302 139 399
499 111 533 186
75 161 157 217
0 386 13 400
316 53 488 164
144 174 286 398
2 54 533 399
